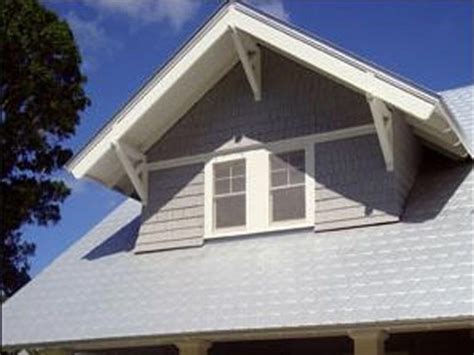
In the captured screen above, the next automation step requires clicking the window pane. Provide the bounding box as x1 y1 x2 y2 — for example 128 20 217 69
271 150 306 187
289 151 305 169
232 160 246 176
272 186 305 221
289 166 305 184
271 170 288 187
215 178 230 195
270 155 288 171
214 163 231 179
232 176 245 192
215 195 246 228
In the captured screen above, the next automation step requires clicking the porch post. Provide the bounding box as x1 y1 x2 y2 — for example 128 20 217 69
38 349 73 355
349 330 388 355
176 341 211 355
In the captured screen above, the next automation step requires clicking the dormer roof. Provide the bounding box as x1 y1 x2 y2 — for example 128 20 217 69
66 1 472 198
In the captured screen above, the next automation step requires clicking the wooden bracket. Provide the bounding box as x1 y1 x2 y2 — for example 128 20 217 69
230 26 261 101
112 141 148 204
367 94 394 171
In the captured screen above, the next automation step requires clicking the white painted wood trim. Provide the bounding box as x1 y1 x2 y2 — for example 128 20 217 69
203 158 213 238
148 124 376 172
306 142 316 225
67 6 233 178
230 26 261 101
230 7 437 120
67 2 469 184
118 140 145 162
367 96 394 171
112 142 147 204
203 145 315 240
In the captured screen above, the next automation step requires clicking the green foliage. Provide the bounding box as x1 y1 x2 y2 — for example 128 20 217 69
0 0 89 297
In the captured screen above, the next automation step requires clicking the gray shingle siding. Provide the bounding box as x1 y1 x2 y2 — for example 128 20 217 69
147 48 372 162
314 134 401 231
392 109 422 196
141 48 422 245
135 163 204 252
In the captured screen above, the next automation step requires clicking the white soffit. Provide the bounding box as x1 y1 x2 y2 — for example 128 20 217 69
66 2 471 190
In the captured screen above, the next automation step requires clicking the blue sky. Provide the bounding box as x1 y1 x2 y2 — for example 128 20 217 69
28 0 473 277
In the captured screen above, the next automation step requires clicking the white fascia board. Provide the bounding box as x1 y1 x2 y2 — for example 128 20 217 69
68 2 467 181
67 8 234 178
229 7 437 121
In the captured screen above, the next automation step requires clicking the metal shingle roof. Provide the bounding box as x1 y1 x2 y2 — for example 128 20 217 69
441 85 474 152
2 155 473 347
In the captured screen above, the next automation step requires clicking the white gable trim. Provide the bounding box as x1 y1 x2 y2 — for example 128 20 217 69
147 124 376 172
230 5 437 120
66 2 470 191
68 5 233 179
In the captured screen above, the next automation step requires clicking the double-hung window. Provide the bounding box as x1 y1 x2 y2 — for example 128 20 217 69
205 146 314 238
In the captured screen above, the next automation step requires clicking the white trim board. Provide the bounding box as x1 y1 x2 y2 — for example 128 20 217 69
66 1 470 195
148 124 376 172
203 146 315 240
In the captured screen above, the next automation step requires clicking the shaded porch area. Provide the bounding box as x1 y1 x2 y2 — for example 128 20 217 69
47 329 473 355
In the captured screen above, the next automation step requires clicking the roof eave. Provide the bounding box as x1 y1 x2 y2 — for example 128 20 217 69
66 1 470 188
4 316 473 352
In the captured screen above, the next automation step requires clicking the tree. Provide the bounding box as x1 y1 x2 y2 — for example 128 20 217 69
0 0 89 297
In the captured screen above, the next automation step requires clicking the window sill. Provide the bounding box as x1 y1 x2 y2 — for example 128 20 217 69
205 221 314 240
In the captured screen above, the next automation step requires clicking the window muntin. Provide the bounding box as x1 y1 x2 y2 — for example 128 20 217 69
270 150 306 222
213 159 246 229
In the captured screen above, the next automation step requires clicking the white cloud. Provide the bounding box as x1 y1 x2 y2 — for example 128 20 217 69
59 0 289 70
244 0 290 22
83 0 201 30
66 12 121 70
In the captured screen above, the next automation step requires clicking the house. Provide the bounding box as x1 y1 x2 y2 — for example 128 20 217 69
2 2 473 355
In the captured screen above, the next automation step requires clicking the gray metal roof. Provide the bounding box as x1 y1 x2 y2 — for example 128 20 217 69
2 152 473 348
441 85 473 152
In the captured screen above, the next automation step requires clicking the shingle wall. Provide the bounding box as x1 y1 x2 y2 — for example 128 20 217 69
147 48 372 161
135 163 205 253
140 48 420 249
313 110 420 231
314 134 401 231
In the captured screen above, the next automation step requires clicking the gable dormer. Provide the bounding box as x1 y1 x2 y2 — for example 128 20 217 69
66 2 472 253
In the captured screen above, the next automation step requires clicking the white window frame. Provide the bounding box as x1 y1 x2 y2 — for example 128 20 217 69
204 143 315 239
